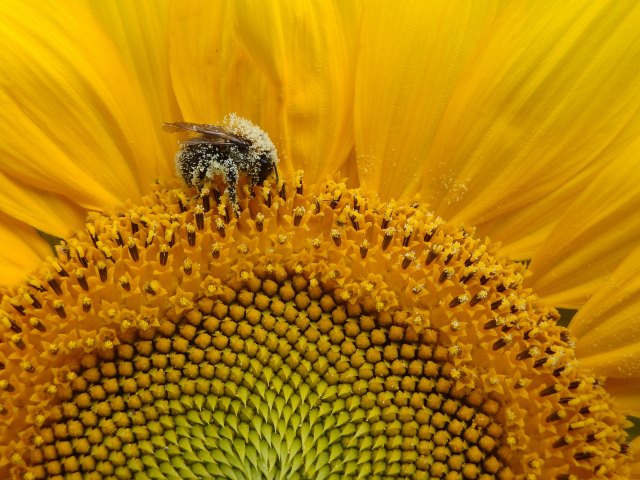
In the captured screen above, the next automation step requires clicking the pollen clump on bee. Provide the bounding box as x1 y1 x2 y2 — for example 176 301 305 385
0 174 634 480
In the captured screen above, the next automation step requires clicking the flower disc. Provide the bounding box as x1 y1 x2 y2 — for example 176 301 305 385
0 173 633 479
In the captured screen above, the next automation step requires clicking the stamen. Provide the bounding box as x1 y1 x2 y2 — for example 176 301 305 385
159 245 169 266
449 294 468 308
44 272 62 295
82 297 92 313
86 223 99 246
438 267 454 284
295 170 304 195
97 262 108 282
174 190 188 212
52 299 66 318
381 205 393 229
29 317 45 332
402 221 413 247
360 240 369 259
516 347 540 360
184 259 193 276
552 436 574 449
483 317 504 329
492 334 512 350
119 276 130 292
401 252 415 270
1 315 21 333
165 228 175 247
22 292 41 309
187 223 196 247
201 187 211 212
48 257 69 277
216 218 226 238
96 241 113 262
127 237 139 261
74 245 88 267
255 213 264 232
382 228 395 250
425 245 442 265
546 410 567 422
469 290 487 307
539 384 564 397
111 226 124 247
75 270 89 291
194 204 205 230
293 207 306 227
331 229 341 247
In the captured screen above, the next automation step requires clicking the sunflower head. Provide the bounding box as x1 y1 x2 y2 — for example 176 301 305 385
0 166 634 479
1 1 640 479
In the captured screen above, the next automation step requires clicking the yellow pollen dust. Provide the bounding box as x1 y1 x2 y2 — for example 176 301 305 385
0 173 634 480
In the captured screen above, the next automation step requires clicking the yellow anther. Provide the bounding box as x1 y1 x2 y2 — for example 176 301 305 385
20 361 34 372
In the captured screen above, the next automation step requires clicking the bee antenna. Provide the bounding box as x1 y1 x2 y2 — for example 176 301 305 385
274 164 280 185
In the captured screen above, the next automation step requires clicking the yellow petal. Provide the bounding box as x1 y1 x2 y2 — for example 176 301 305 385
0 211 52 286
476 103 640 261
527 134 640 307
0 0 165 210
169 2 278 160
592 377 640 418
0 169 87 238
604 377 640 407
76 0 180 171
416 1 640 242
566 245 640 390
170 0 362 184
354 0 509 200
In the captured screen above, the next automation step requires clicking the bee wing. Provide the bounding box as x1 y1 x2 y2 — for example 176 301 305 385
163 121 250 147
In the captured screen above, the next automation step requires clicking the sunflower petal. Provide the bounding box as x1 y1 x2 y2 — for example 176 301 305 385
77 0 180 170
475 100 640 261
170 0 361 184
354 0 509 200
0 0 165 210
169 2 277 161
527 136 640 307
564 245 640 392
0 211 52 286
0 170 86 238
232 1 361 185
417 1 640 243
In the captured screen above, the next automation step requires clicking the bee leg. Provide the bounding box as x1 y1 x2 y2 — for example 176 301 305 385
223 163 242 215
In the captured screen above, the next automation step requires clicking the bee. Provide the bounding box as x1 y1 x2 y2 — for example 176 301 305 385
163 114 279 214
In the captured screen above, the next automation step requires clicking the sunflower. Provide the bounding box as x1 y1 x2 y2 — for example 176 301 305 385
1 1 639 479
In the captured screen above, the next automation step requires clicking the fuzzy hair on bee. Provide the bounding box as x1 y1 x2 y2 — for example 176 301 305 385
163 114 279 213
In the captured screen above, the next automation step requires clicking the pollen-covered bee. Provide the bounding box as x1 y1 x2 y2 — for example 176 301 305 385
163 114 279 213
